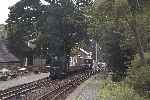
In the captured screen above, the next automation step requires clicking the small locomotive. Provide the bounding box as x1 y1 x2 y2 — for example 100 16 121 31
49 57 93 79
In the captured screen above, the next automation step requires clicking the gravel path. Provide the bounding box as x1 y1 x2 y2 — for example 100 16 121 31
66 73 104 100
0 73 49 90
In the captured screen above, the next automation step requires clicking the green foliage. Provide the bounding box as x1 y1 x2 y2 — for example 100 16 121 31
6 0 92 66
96 79 148 100
128 0 144 13
38 0 92 67
88 0 150 82
6 0 41 59
132 53 150 66
89 0 135 81
101 31 134 82
127 53 150 97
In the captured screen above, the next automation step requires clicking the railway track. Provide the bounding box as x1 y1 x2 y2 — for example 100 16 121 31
0 70 96 100
0 77 56 100
37 70 95 100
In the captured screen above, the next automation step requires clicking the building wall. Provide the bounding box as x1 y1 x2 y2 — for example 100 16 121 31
70 49 92 66
33 58 46 65
24 56 47 66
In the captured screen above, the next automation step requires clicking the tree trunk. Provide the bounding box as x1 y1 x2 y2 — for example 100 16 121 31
27 55 33 65
131 14 146 64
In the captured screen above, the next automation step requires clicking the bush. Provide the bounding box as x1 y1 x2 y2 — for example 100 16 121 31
127 65 150 97
127 53 150 97
133 53 150 66
96 80 147 100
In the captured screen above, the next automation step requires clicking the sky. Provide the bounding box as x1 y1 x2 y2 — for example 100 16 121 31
0 0 21 24
0 0 50 24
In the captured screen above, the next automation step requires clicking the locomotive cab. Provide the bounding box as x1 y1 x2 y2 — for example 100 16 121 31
49 66 66 79
84 58 93 69
49 56 66 79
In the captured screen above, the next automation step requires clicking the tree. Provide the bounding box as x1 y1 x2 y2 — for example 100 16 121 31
127 0 146 64
6 0 42 61
38 0 92 70
6 0 92 68
88 0 135 81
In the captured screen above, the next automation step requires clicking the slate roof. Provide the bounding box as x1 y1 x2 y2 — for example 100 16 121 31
0 40 20 63
79 48 90 55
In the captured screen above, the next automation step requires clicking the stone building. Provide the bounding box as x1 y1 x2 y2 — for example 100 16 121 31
70 48 92 66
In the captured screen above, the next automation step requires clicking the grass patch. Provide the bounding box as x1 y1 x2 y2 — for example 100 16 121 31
127 52 150 97
96 79 148 100
133 52 150 66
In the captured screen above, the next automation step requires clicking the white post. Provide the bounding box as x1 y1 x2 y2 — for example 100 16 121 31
96 42 98 63
24 57 28 66
24 41 30 67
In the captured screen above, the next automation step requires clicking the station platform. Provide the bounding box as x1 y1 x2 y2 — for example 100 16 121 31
0 73 49 90
66 73 104 100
